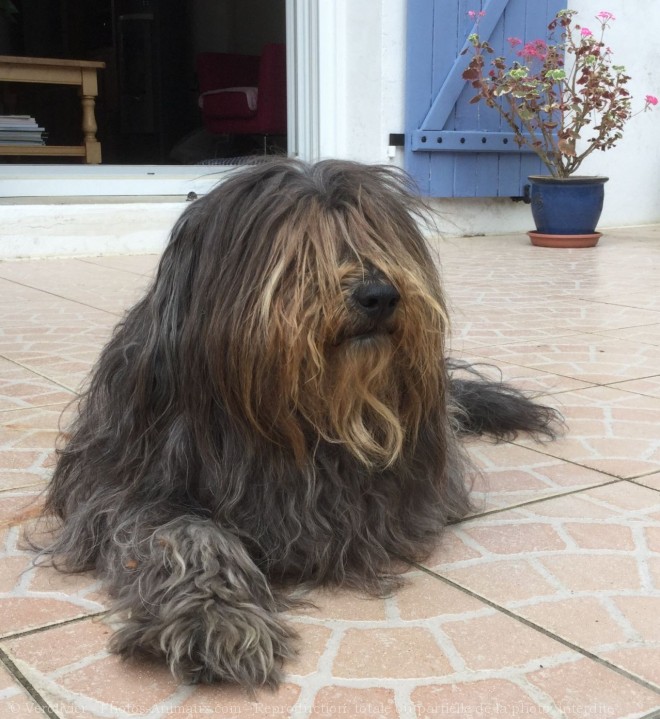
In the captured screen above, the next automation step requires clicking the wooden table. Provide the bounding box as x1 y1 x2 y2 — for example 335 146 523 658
0 55 105 164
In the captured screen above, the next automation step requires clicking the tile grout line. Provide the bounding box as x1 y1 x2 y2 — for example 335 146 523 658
458 477 625 522
75 256 156 279
460 350 660 391
463 475 660 522
0 275 123 317
0 482 46 496
574 300 660 317
629 479 660 494
0 645 61 719
0 610 109 643
0 402 74 415
508 437 657 478
603 379 660 397
412 563 660 698
0 353 82 396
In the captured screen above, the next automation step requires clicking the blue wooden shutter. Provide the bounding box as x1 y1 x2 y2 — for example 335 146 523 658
405 0 566 197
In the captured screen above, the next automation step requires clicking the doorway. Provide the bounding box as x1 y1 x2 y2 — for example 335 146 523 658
0 0 288 165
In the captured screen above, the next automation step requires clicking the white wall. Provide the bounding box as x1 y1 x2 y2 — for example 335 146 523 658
0 203 182 260
319 0 660 236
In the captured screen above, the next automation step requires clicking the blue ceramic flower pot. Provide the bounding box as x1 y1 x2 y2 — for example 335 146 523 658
528 176 609 235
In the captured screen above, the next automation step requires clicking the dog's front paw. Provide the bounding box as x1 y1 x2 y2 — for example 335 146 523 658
169 603 298 687
110 601 297 688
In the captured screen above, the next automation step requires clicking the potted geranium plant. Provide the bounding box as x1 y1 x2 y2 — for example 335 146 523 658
463 8 657 247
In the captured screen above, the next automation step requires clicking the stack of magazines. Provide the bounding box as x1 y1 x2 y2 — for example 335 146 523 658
0 115 47 145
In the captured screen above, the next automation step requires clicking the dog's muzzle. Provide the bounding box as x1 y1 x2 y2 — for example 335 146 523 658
337 278 400 343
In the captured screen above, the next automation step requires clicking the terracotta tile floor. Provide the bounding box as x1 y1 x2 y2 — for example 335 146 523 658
1 227 660 718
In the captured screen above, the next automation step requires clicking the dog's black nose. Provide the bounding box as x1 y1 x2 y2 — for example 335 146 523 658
353 281 400 322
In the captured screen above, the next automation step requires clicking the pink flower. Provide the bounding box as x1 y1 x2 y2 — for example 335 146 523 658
517 39 548 60
597 11 616 21
580 27 593 37
507 37 523 47
467 9 485 19
646 95 659 106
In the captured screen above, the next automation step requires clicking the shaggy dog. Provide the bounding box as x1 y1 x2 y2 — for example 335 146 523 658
39 159 558 688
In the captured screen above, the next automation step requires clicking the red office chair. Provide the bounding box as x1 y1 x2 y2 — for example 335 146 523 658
196 44 286 151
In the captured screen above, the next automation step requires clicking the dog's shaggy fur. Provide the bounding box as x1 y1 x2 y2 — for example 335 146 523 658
38 159 559 688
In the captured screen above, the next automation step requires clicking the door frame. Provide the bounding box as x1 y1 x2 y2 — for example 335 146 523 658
0 0 321 200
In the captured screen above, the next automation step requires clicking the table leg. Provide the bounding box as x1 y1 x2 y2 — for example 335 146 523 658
81 68 102 164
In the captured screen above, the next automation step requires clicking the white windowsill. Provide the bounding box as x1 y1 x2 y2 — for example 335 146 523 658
0 165 233 259
0 164 236 202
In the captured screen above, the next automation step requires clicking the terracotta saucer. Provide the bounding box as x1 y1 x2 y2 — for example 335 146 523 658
528 231 601 248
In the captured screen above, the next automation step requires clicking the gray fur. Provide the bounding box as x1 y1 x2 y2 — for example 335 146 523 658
35 159 559 688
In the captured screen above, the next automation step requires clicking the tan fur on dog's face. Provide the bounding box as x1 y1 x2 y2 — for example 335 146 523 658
198 161 450 468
